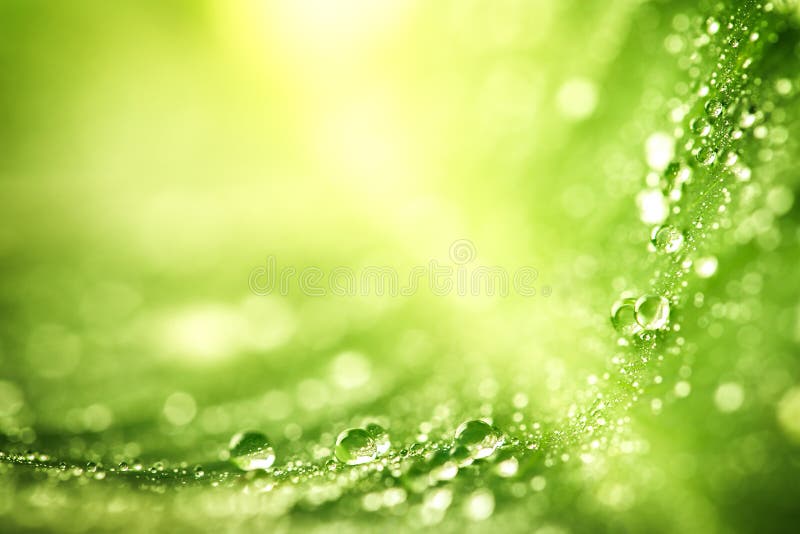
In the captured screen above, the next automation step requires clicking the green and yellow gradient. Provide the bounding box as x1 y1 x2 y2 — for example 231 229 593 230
1 1 800 532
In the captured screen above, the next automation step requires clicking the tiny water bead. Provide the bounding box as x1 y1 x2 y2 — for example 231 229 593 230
228 431 276 471
610 298 643 336
365 423 390 456
454 420 503 460
651 225 685 254
634 295 671 331
335 428 377 465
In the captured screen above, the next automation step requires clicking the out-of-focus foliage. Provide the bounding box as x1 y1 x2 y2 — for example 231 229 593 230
1 1 800 532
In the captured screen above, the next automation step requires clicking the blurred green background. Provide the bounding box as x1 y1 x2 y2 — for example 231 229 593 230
1 0 800 532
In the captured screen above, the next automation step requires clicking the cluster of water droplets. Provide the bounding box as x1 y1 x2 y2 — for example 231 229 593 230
220 419 505 473
618 2 784 350
611 294 672 338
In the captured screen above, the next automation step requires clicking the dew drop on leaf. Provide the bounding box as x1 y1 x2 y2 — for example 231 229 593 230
651 225 685 253
704 99 725 118
634 295 671 330
690 117 712 136
454 420 503 460
334 428 377 465
611 298 643 336
696 146 717 166
228 431 276 471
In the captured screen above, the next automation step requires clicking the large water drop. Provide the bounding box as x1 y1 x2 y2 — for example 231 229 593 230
610 298 643 336
634 295 671 330
704 99 724 119
228 431 276 471
334 428 377 465
651 225 685 254
454 420 503 460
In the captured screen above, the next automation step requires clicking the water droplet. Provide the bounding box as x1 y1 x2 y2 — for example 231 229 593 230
704 99 724 119
690 117 711 137
706 17 720 35
365 423 390 456
634 295 671 330
194 465 205 478
334 428 377 465
228 431 276 471
696 146 717 166
454 420 503 460
610 298 642 336
651 225 685 254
